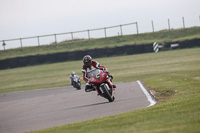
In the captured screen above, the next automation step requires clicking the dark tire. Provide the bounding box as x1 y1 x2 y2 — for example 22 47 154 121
101 84 113 102
112 96 115 101
76 83 81 90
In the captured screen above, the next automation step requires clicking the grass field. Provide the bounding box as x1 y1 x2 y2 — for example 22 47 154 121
0 26 200 60
0 47 200 132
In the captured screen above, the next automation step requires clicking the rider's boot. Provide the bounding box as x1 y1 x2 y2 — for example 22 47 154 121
113 84 116 88
85 83 95 92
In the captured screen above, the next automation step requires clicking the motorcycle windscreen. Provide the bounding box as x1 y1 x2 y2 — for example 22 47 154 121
87 69 99 78
87 69 106 84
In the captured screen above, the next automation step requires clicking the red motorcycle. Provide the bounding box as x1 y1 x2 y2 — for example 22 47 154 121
87 69 115 102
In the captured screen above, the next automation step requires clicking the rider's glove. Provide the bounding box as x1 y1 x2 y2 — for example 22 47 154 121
103 70 108 73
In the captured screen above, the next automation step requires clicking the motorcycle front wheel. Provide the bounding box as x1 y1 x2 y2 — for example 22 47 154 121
100 83 114 102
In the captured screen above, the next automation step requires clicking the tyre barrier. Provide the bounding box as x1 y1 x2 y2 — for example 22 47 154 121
0 38 200 70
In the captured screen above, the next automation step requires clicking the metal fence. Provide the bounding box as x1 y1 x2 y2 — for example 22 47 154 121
0 22 138 50
1 16 200 50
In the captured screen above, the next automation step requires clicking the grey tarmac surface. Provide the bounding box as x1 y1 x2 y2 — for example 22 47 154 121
0 81 152 133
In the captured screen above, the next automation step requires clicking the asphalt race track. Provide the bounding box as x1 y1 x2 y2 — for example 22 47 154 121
0 81 155 133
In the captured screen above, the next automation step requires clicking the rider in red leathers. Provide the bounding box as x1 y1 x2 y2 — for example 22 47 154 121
82 55 116 92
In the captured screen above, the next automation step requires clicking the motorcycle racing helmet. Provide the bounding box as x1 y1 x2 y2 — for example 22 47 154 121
83 55 92 67
71 71 76 76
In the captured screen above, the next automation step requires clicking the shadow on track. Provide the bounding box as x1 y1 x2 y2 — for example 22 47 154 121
53 101 110 112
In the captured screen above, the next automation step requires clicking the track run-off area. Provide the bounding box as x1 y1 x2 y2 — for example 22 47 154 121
0 81 156 133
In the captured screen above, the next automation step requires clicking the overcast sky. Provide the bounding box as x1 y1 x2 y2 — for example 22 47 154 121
0 0 200 49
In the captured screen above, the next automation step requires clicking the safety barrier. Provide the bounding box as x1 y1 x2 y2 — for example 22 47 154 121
0 38 200 70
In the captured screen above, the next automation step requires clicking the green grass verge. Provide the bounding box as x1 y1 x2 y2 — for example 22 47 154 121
0 26 200 60
0 48 199 132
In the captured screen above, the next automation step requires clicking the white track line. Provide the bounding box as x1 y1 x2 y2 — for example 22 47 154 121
137 80 156 107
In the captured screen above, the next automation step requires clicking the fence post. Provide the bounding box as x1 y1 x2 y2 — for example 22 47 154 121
152 20 154 32
2 40 6 50
54 34 57 43
88 30 90 39
182 17 185 29
104 28 107 38
168 19 171 30
71 32 74 41
120 25 123 36
20 38 23 49
37 36 40 46
199 16 200 25
136 22 139 34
